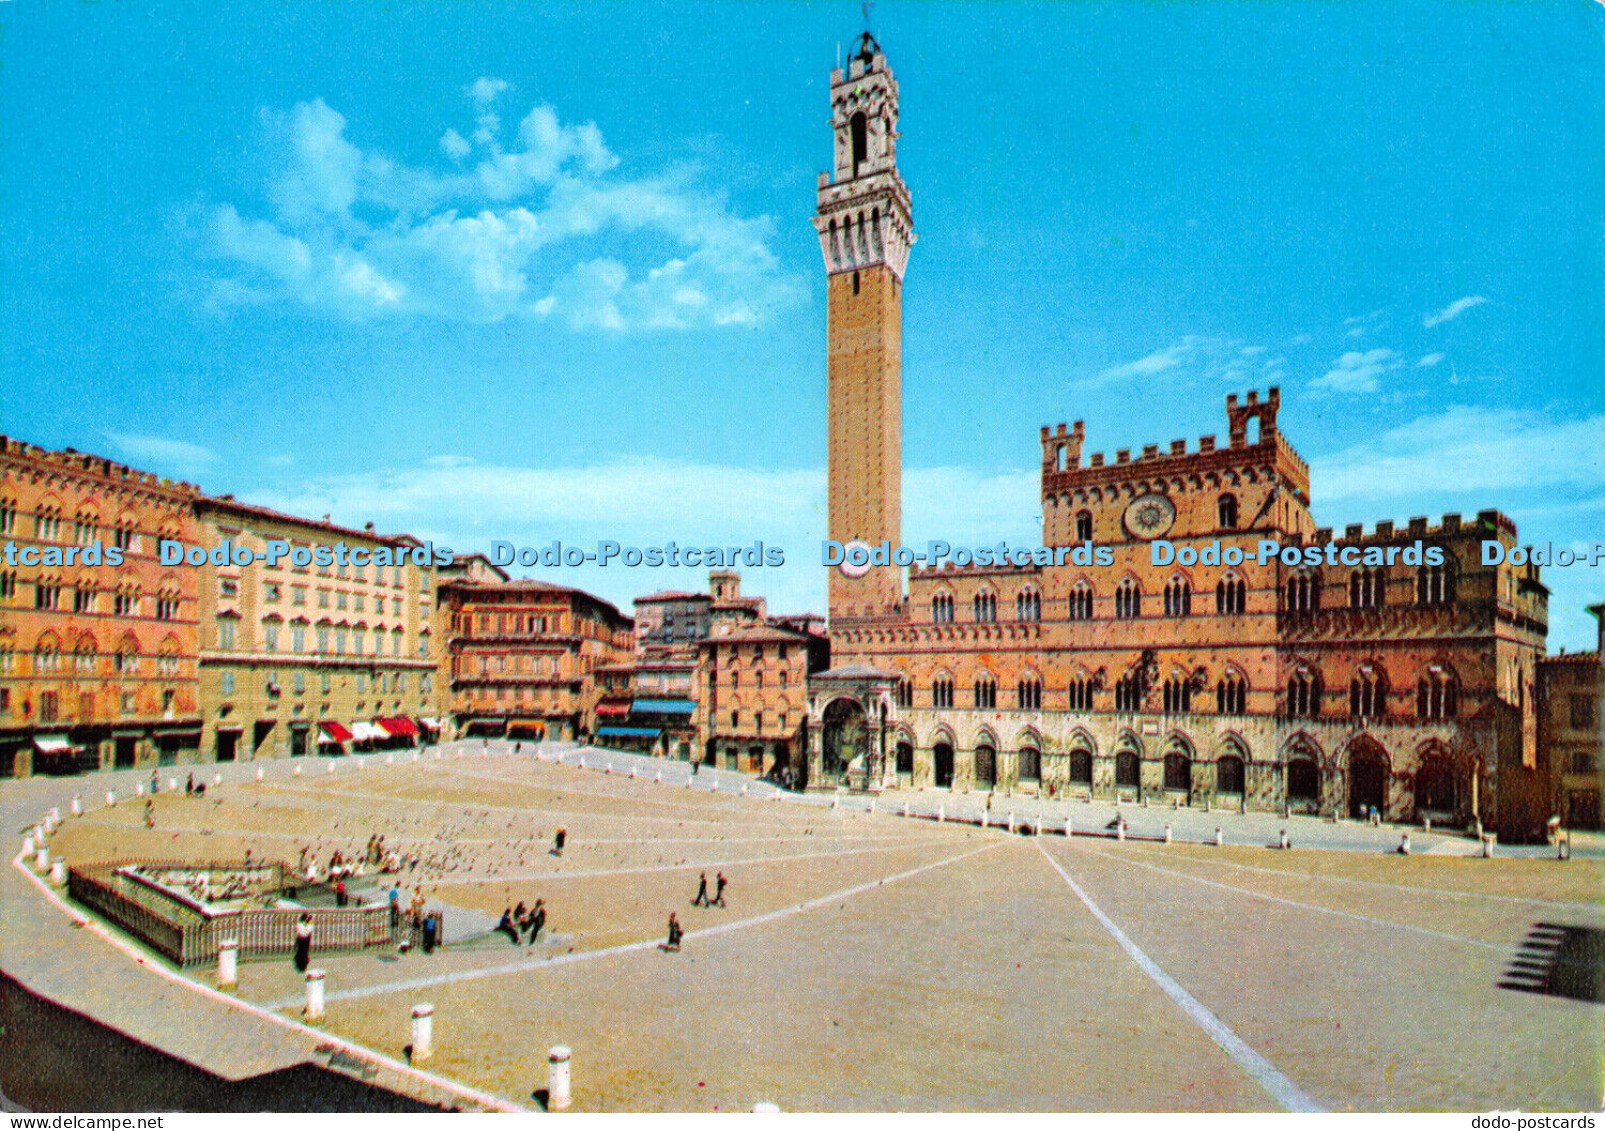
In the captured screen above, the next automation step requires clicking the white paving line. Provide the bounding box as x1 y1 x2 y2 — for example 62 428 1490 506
263 839 1006 1009
8 845 523 1112
1077 843 1509 953
427 835 963 886
1034 840 1324 1114
1120 842 1605 912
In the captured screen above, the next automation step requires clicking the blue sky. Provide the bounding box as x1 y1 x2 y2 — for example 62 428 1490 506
3 2 1602 647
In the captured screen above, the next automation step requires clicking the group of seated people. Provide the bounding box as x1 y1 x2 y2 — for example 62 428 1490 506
496 899 547 945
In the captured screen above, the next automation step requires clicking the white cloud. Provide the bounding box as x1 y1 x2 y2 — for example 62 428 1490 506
1423 295 1487 328
1311 348 1402 394
105 432 218 473
1084 342 1192 388
1311 406 1605 503
1238 345 1266 357
1416 352 1445 368
199 89 796 330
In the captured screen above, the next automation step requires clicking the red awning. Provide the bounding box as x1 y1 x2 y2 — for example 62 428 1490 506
378 716 419 738
318 721 354 742
595 699 632 717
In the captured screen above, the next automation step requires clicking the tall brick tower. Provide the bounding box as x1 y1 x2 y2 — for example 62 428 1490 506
814 33 914 623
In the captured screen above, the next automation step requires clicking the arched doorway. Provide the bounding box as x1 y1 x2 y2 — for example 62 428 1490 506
821 698 867 785
1349 739 1388 819
933 742 955 788
974 744 996 788
1415 751 1458 817
1163 752 1192 794
895 741 914 775
1216 753 1245 797
1069 748 1094 786
1115 750 1140 790
1287 758 1319 807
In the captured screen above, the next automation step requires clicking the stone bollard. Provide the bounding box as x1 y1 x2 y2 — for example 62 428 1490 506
50 806 60 824
105 790 117 808
655 771 662 784
1008 812 1016 834
630 766 637 780
50 860 66 885
135 782 144 798
1215 827 1224 847
1117 820 1126 842
547 1045 572 1110
1164 823 1172 844
217 939 239 989
43 814 55 835
579 757 587 770
71 795 82 817
712 780 720 793
386 753 394 765
256 767 265 782
1481 834 1496 858
1399 832 1412 855
22 833 34 857
1065 815 1073 837
411 1003 434 1061
1279 830 1290 850
869 798 875 815
411 751 419 763
293 765 302 776
327 762 335 775
902 802 910 818
213 772 222 788
35 847 49 873
168 777 178 793
434 750 442 760
753 1102 781 1113
305 969 326 1018
938 804 945 823
358 758 365 770
742 784 749 797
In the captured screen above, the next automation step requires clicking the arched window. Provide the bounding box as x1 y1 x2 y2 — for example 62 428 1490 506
1350 567 1385 610
1286 570 1321 613
1218 493 1239 530
1216 671 1248 715
1217 750 1246 795
1068 675 1096 711
1115 750 1140 788
1349 665 1387 717
1016 589 1041 622
931 593 954 624
1216 574 1247 615
974 744 996 786
1115 671 1143 712
1417 557 1457 606
974 676 997 709
972 592 996 623
894 677 913 707
1075 510 1094 542
1164 576 1191 617
1018 746 1041 783
1016 675 1042 710
1287 668 1321 717
1068 747 1094 784
1115 578 1142 619
1417 666 1459 719
1162 675 1193 713
1068 581 1094 621
850 111 868 173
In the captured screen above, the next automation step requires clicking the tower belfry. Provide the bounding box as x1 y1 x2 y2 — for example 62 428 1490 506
815 32 914 621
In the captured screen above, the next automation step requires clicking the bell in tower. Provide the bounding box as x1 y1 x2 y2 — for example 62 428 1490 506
815 33 915 623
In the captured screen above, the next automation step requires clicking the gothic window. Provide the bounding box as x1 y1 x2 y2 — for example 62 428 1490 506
1349 665 1387 718
1285 570 1321 613
1016 589 1041 622
1068 677 1096 711
1163 576 1191 617
1218 493 1239 530
1216 574 1247 615
1075 510 1094 542
1115 578 1142 619
1068 582 1094 621
894 678 913 707
1350 567 1385 610
1417 557 1457 606
932 676 955 709
1114 672 1143 712
1417 667 1459 719
1287 668 1321 717
850 111 868 174
1216 671 1248 715
931 593 954 624
1162 675 1193 713
973 592 997 623
974 677 997 709
1016 676 1042 710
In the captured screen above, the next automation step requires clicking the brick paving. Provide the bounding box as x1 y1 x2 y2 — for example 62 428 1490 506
6 740 1602 1111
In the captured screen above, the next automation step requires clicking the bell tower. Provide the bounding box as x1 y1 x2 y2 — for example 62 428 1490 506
815 32 914 621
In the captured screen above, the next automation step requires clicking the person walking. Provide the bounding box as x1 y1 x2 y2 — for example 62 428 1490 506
711 872 727 908
664 912 683 952
293 913 314 972
143 799 155 829
692 871 709 907
553 827 567 856
528 898 546 944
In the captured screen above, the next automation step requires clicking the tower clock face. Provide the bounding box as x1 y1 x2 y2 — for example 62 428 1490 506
1123 494 1177 540
839 540 874 578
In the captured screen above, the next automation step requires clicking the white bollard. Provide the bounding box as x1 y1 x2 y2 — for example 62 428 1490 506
386 753 394 765
1215 827 1224 847
547 1045 572 1110
902 802 910 818
217 939 239 989
655 771 662 784
305 969 326 1018
712 779 720 793
35 847 49 873
71 795 82 816
49 860 66 885
435 750 442 760
1279 830 1290 850
1482 834 1496 858
1117 821 1126 841
43 814 55 835
168 777 178 793
358 758 365 771
1399 832 1411 855
255 767 264 782
937 804 945 823
753 1102 781 1113
22 834 34 857
49 806 60 824
327 761 335 775
579 757 586 770
411 1003 434 1061
741 783 748 797
135 782 144 798
829 795 836 810
1164 823 1173 844
293 764 302 776
1065 815 1073 837
213 772 222 788
411 751 419 763
630 767 637 780
105 790 116 808
1423 815 1432 832
606 763 613 774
